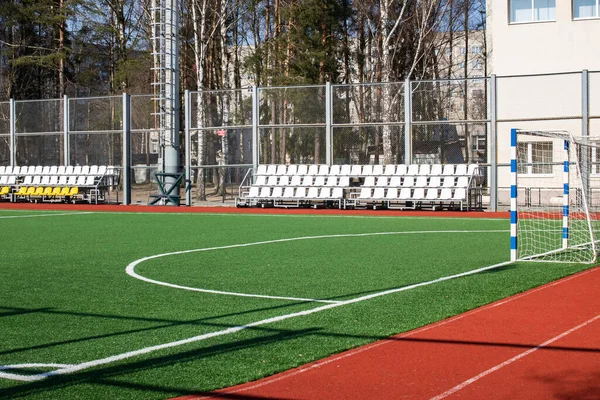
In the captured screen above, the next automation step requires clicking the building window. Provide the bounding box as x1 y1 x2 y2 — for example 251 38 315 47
460 47 466 55
517 142 553 175
472 59 483 69
510 0 556 23
574 0 599 18
472 46 483 54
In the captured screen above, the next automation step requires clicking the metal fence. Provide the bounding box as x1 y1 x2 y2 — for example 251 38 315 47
1 70 598 209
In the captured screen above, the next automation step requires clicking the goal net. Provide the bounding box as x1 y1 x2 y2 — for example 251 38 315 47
511 129 600 263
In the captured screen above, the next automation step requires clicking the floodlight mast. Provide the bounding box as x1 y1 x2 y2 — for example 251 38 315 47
151 0 180 205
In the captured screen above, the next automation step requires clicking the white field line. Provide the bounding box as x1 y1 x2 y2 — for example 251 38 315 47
1 229 509 382
126 230 507 303
430 313 600 400
0 212 95 219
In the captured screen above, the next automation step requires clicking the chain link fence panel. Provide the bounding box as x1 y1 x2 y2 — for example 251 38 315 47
190 89 253 129
14 99 63 166
259 127 326 165
259 86 326 126
332 82 404 125
332 126 404 165
0 101 9 165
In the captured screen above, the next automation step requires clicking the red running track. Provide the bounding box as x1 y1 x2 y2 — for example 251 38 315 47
180 267 600 400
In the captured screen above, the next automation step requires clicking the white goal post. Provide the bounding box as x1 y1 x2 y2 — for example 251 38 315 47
511 128 600 263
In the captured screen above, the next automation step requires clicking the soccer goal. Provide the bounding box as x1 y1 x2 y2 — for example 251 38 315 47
511 128 600 263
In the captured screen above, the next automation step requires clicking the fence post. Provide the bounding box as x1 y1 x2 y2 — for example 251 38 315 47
184 89 192 206
404 78 412 164
9 98 15 167
582 70 589 138
490 74 498 212
122 93 131 205
63 95 69 165
252 86 259 174
326 82 332 165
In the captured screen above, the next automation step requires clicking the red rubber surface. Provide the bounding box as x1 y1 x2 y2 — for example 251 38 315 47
178 267 600 400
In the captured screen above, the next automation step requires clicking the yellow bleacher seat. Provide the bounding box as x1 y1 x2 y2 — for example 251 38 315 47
0 186 9 195
60 187 70 196
68 187 79 196
26 187 36 196
15 187 27 196
34 187 44 196
51 187 62 196
42 187 53 196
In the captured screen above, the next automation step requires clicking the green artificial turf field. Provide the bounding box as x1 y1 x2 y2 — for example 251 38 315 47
0 210 592 399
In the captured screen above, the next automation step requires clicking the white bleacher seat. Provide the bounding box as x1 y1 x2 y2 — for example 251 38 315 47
0 175 6 185
313 176 326 186
325 176 337 186
6 175 16 185
415 176 428 187
440 188 453 200
430 164 443 176
329 165 341 176
338 176 350 187
65 166 74 175
74 165 83 175
258 186 271 198
383 165 396 176
467 164 479 176
23 175 33 185
456 176 470 188
376 177 388 187
247 186 260 198
317 165 329 175
362 165 373 176
266 165 277 175
49 176 58 185
59 175 68 185
340 165 351 176
350 165 362 176
453 188 467 209
406 164 419 176
68 175 78 186
442 164 454 176
301 176 313 186
412 188 425 200
89 165 99 175
428 176 441 188
385 187 399 200
98 165 107 175
282 186 295 198
396 164 408 175
297 165 308 175
419 164 431 175
49 166 58 175
275 165 287 176
425 188 439 200
358 187 372 200
41 176 50 185
4 166 12 175
442 177 455 187
286 165 298 176
76 175 87 185
307 187 320 199
454 164 467 176
372 164 384 176
278 176 290 186
255 175 267 186
399 187 412 200
41 166 50 175
294 187 307 199
363 176 376 187
85 176 95 186
372 187 385 199
0 166 4 175
307 165 319 175
266 175 279 186
12 166 21 175
256 165 267 175
318 187 332 199
290 175 302 186
331 187 344 199
389 176 401 187
57 166 66 175
271 186 284 198
402 176 415 187
34 166 43 175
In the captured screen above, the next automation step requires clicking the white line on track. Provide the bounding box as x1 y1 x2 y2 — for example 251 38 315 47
0 212 95 219
430 313 600 400
2 229 511 382
126 230 507 303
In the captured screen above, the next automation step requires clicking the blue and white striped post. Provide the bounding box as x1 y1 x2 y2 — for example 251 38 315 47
563 140 569 249
510 128 518 262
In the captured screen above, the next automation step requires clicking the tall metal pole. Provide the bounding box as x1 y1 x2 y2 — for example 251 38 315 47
582 70 590 202
9 98 15 167
252 86 259 176
185 89 192 206
325 82 332 165
122 93 131 205
490 75 498 211
63 95 69 166
404 78 412 164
